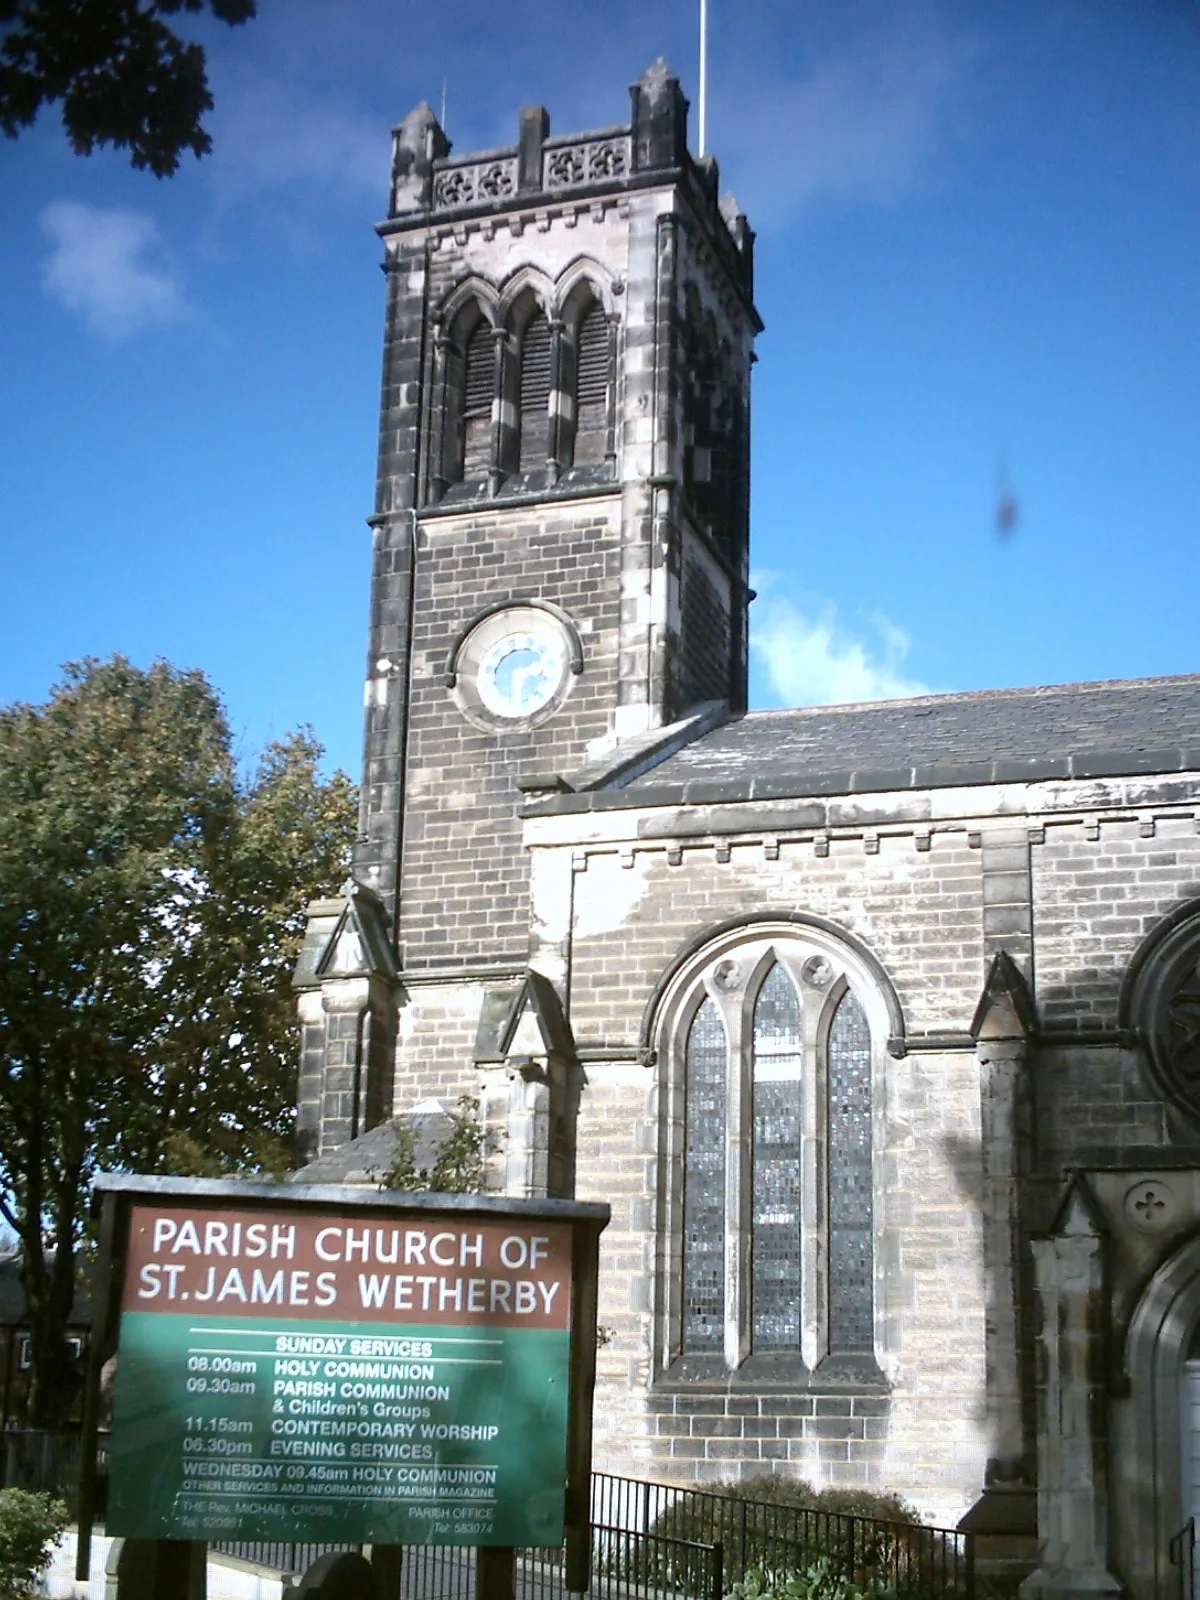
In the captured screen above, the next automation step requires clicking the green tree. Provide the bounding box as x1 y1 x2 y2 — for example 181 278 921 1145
0 658 356 1423
0 0 256 176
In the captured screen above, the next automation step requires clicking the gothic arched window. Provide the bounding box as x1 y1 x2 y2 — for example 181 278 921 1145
683 998 726 1353
460 320 494 482
828 989 873 1354
752 963 803 1352
664 929 886 1376
572 302 609 467
518 311 552 472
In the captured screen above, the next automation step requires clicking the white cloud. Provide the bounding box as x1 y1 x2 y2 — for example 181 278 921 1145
206 82 387 209
718 20 974 227
750 583 932 708
40 202 187 341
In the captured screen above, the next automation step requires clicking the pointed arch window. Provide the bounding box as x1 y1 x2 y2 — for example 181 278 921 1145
461 320 494 482
665 932 884 1377
828 990 873 1353
752 963 803 1352
518 312 552 471
572 302 610 467
683 998 726 1353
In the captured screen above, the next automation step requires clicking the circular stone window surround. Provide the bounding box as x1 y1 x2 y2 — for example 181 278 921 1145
1126 904 1200 1131
444 602 583 733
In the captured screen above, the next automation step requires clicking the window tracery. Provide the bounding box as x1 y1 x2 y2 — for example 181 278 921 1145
430 269 617 499
663 926 888 1378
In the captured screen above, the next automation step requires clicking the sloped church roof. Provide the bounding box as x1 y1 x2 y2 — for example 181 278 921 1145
529 673 1200 813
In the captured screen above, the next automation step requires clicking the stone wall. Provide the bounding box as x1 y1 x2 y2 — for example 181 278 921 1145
398 497 623 971
569 1052 988 1527
563 831 984 1044
505 772 1200 1521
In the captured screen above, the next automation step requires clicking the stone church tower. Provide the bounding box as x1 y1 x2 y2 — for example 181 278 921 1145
295 62 1200 1599
296 61 759 1164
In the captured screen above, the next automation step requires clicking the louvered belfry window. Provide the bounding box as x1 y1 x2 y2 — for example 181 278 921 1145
461 321 493 481
573 303 608 466
519 313 552 472
682 997 726 1353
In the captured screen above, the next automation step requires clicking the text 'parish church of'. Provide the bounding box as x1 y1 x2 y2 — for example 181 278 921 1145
291 63 1200 1600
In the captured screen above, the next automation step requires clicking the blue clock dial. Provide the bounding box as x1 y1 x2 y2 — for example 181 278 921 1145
477 630 565 718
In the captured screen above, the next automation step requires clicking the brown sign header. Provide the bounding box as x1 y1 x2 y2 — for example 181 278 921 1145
122 1204 573 1331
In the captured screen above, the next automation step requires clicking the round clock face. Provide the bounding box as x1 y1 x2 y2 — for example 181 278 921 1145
477 629 566 718
449 605 579 730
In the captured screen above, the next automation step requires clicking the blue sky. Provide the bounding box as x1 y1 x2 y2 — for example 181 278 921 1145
1 0 1198 778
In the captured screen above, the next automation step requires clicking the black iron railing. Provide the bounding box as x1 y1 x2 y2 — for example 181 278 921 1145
591 1473 973 1600
0 1428 110 1519
211 1470 972 1600
211 1527 722 1600
1171 1516 1196 1600
0 1434 973 1600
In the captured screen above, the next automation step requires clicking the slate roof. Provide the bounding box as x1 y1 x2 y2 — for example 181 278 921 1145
290 1106 456 1188
533 674 1200 813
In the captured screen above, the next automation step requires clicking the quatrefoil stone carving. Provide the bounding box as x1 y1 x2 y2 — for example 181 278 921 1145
1124 1179 1180 1234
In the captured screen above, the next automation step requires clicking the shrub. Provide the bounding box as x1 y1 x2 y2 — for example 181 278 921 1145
0 1489 70 1599
727 1560 901 1600
704 1475 919 1523
651 1475 942 1591
382 1097 491 1193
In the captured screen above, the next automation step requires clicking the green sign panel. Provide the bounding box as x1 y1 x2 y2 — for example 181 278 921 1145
107 1205 574 1546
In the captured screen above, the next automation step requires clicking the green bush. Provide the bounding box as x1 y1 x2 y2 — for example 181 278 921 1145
652 1475 941 1591
695 1474 918 1523
728 1560 901 1600
381 1097 490 1194
0 1489 70 1599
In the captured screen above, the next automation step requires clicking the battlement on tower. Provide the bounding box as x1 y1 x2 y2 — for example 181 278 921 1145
383 60 755 305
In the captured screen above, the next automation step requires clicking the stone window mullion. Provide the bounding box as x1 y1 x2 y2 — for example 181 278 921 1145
489 325 514 494
800 975 829 1370
546 318 567 484
604 313 619 466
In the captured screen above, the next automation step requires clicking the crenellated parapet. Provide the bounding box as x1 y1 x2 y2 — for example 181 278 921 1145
383 61 755 307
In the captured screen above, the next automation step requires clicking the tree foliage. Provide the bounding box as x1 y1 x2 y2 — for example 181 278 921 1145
0 0 256 176
0 657 357 1422
381 1098 491 1196
0 1490 70 1600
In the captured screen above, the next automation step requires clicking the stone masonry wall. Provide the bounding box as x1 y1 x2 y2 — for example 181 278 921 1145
398 496 622 971
566 831 984 1044
1033 813 1200 1025
545 830 991 1521
512 775 1200 1521
1028 812 1200 1170
574 1054 988 1527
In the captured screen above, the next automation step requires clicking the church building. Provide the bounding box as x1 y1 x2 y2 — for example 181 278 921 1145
293 63 1200 1600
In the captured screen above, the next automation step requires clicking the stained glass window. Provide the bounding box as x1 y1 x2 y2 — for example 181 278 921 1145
683 998 726 1352
752 963 803 1351
828 989 873 1352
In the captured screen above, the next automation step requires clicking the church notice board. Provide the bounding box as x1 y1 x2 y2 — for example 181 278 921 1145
83 1176 608 1553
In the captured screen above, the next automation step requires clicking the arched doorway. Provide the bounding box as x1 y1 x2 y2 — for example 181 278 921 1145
1121 1232 1200 1599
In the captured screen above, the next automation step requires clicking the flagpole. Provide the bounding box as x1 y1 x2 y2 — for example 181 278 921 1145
698 0 708 157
